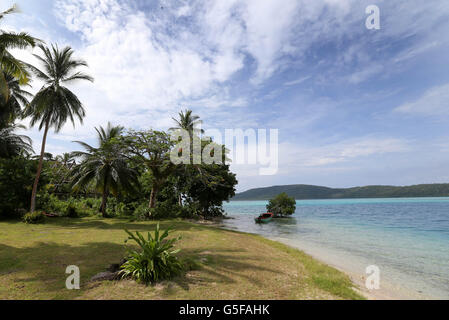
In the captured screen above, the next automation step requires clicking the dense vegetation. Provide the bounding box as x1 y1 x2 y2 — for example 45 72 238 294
0 5 237 221
233 184 449 200
267 192 296 217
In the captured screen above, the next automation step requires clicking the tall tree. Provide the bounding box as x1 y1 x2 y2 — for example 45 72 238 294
0 4 38 99
122 130 175 209
169 109 205 204
24 44 93 212
71 123 138 217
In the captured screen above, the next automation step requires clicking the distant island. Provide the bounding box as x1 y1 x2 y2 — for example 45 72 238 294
232 184 449 200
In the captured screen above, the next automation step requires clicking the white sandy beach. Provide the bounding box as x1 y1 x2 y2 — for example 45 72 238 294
270 236 434 300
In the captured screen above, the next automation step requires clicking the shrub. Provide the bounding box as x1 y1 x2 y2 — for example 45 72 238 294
66 203 78 218
23 211 45 224
37 191 67 214
151 201 182 219
266 192 296 217
120 224 183 284
132 201 182 221
0 157 38 219
133 203 151 220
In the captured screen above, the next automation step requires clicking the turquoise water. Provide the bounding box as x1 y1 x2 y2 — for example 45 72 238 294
222 198 449 299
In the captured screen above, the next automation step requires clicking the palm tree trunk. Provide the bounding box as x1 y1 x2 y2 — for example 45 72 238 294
100 175 109 217
100 189 108 218
30 120 50 213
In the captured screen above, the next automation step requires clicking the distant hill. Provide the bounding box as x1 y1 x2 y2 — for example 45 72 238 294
232 184 449 200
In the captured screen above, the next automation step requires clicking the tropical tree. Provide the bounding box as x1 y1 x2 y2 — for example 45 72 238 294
0 4 38 99
122 130 175 209
169 109 204 137
71 123 139 217
0 72 32 127
49 153 76 193
169 109 205 203
266 193 296 217
0 123 32 158
24 43 93 212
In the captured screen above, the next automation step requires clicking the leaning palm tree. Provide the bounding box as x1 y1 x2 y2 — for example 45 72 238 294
0 4 38 99
24 44 93 213
0 123 33 158
71 123 138 217
0 72 32 128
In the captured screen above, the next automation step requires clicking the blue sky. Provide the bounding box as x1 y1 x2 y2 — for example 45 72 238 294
4 0 449 191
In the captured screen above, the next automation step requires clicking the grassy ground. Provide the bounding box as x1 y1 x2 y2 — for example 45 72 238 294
0 217 364 300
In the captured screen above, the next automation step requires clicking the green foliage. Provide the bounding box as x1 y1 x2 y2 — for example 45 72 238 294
23 211 45 224
169 109 205 135
37 191 64 213
182 164 237 218
132 201 181 221
0 72 33 128
71 123 138 217
121 129 175 209
120 224 183 284
0 156 38 218
36 191 99 217
150 201 182 220
0 124 33 158
0 5 38 98
66 202 78 218
133 203 151 221
267 192 296 217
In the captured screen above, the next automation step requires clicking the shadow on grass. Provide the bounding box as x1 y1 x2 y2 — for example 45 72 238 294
0 217 206 233
166 246 279 294
0 241 126 298
0 235 278 299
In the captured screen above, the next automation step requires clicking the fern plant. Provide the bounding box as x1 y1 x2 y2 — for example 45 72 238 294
120 224 183 284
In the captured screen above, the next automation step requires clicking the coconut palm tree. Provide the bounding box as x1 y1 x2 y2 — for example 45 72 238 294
169 109 205 204
0 123 32 158
0 72 32 128
24 44 93 212
71 123 138 217
169 109 204 136
0 4 38 99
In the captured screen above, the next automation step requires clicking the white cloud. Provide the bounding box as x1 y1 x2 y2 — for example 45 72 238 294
284 76 310 86
280 136 411 169
394 83 449 116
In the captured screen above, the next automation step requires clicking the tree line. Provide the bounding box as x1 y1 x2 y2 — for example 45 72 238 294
0 5 237 220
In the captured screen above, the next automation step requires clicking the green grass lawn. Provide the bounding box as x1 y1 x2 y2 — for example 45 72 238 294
0 217 364 300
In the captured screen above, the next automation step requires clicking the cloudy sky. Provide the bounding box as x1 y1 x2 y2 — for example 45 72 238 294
4 0 449 191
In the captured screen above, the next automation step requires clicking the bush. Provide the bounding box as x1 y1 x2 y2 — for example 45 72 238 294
66 202 78 218
132 201 182 221
266 192 296 217
133 203 151 220
37 191 67 214
120 224 183 284
151 201 182 219
0 157 38 219
23 211 45 224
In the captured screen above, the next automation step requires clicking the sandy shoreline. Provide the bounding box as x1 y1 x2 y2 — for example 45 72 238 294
269 236 432 300
204 219 435 300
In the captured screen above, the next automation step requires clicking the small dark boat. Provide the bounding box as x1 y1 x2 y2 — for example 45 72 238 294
255 212 274 223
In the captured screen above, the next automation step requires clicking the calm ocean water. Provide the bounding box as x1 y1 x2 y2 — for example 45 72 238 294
222 198 449 299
